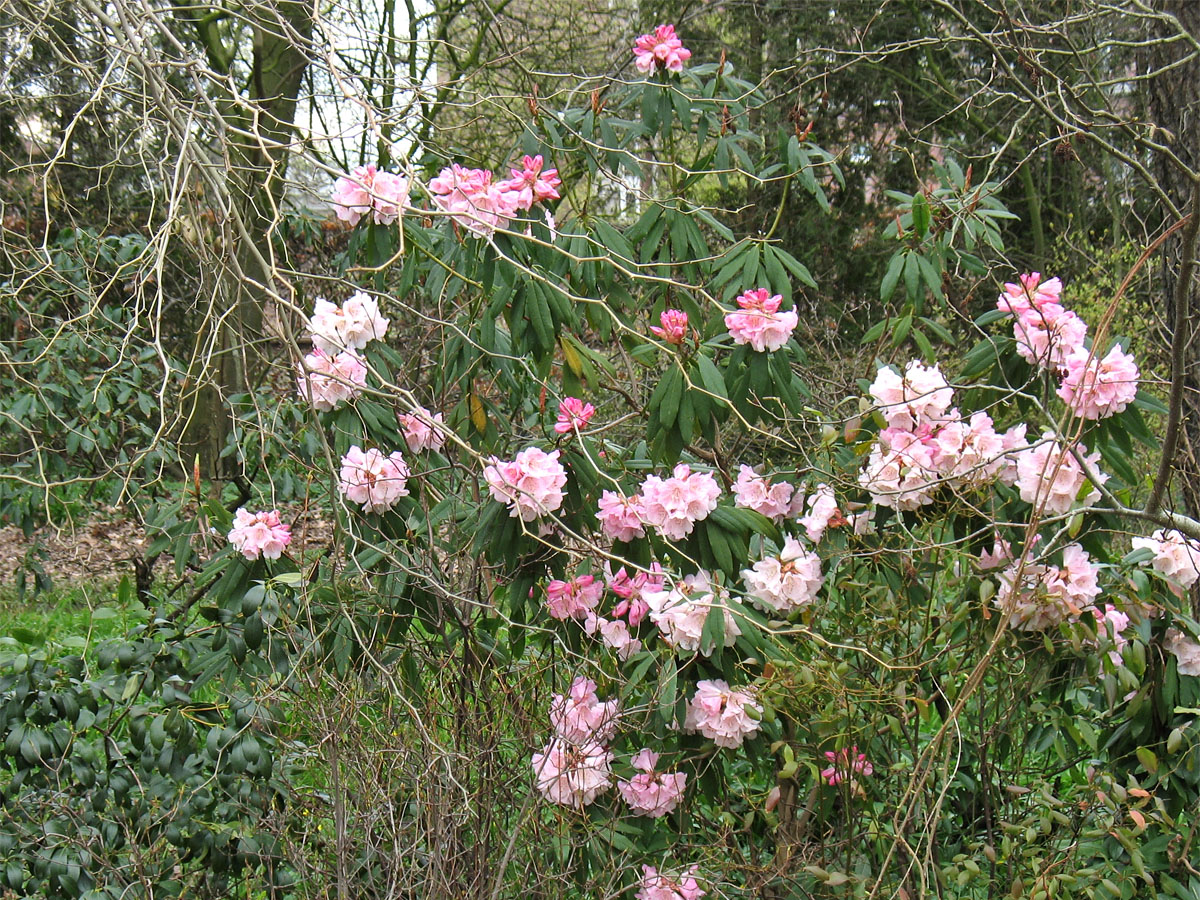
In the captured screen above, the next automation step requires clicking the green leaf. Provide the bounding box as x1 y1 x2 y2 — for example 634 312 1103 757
694 353 728 400
911 192 931 238
700 599 727 656
880 252 904 301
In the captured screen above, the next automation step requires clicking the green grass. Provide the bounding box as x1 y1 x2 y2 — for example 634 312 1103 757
0 577 149 663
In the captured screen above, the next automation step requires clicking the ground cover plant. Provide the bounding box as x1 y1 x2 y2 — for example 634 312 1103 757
2 2 1200 898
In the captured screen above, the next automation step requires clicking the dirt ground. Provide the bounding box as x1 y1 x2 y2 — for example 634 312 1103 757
0 510 334 590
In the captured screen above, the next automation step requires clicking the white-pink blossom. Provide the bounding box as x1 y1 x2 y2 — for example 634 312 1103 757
732 465 795 521
398 406 447 453
742 537 823 614
859 427 940 510
545 575 603 620
531 738 612 808
1131 529 1200 588
644 570 741 654
596 491 646 542
639 464 721 540
632 25 692 74
1057 344 1140 420
868 361 954 430
332 164 410 226
1166 628 1200 676
428 163 520 237
484 447 567 521
296 348 368 411
619 749 687 817
996 272 1063 319
684 679 761 749
1090 604 1130 666
549 676 619 743
994 543 1100 631
308 292 390 354
337 446 410 513
799 483 842 541
1013 308 1088 369
583 614 643 660
1015 434 1106 515
724 288 798 352
227 508 291 560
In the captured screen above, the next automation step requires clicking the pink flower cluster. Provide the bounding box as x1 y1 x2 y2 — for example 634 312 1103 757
633 24 692 74
636 865 705 900
296 347 368 412
798 483 841 542
398 406 447 453
639 464 722 540
428 156 560 238
1166 628 1200 676
227 508 291 560
994 543 1101 631
332 164 410 226
596 491 647 542
1091 604 1130 666
732 465 795 522
644 570 741 654
484 447 567 521
1131 529 1200 588
555 397 595 434
684 679 761 749
1014 433 1106 515
1057 344 1140 420
546 574 603 620
821 746 874 787
860 364 1027 509
618 749 687 817
338 446 410 513
997 273 1140 420
309 291 390 354
605 562 663 624
742 537 823 614
724 288 798 352
651 309 689 344
532 677 617 808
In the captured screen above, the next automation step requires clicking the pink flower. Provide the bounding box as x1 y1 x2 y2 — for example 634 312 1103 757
858 426 940 510
296 348 368 411
583 613 643 659
337 446 410 513
1166 628 1200 676
549 676 619 743
821 746 874 787
929 411 1008 486
398 406 447 453
997 272 1064 319
484 447 567 521
651 309 689 344
619 749 687 817
684 679 761 749
545 575 603 620
227 508 291 560
1015 434 1106 515
639 464 721 540
978 536 1014 570
1131 529 1200 588
868 361 954 430
606 562 662 624
428 164 520 237
724 288 798 352
497 154 561 211
531 738 613 808
308 292 390 354
994 543 1100 631
632 24 692 74
799 483 842 542
555 397 596 434
1013 308 1088 369
1090 604 1130 666
732 465 795 522
644 570 741 654
332 164 410 226
596 491 647 542
742 537 822 614
1057 344 1140 420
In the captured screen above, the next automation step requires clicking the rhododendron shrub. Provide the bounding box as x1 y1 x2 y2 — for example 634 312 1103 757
177 25 1200 898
